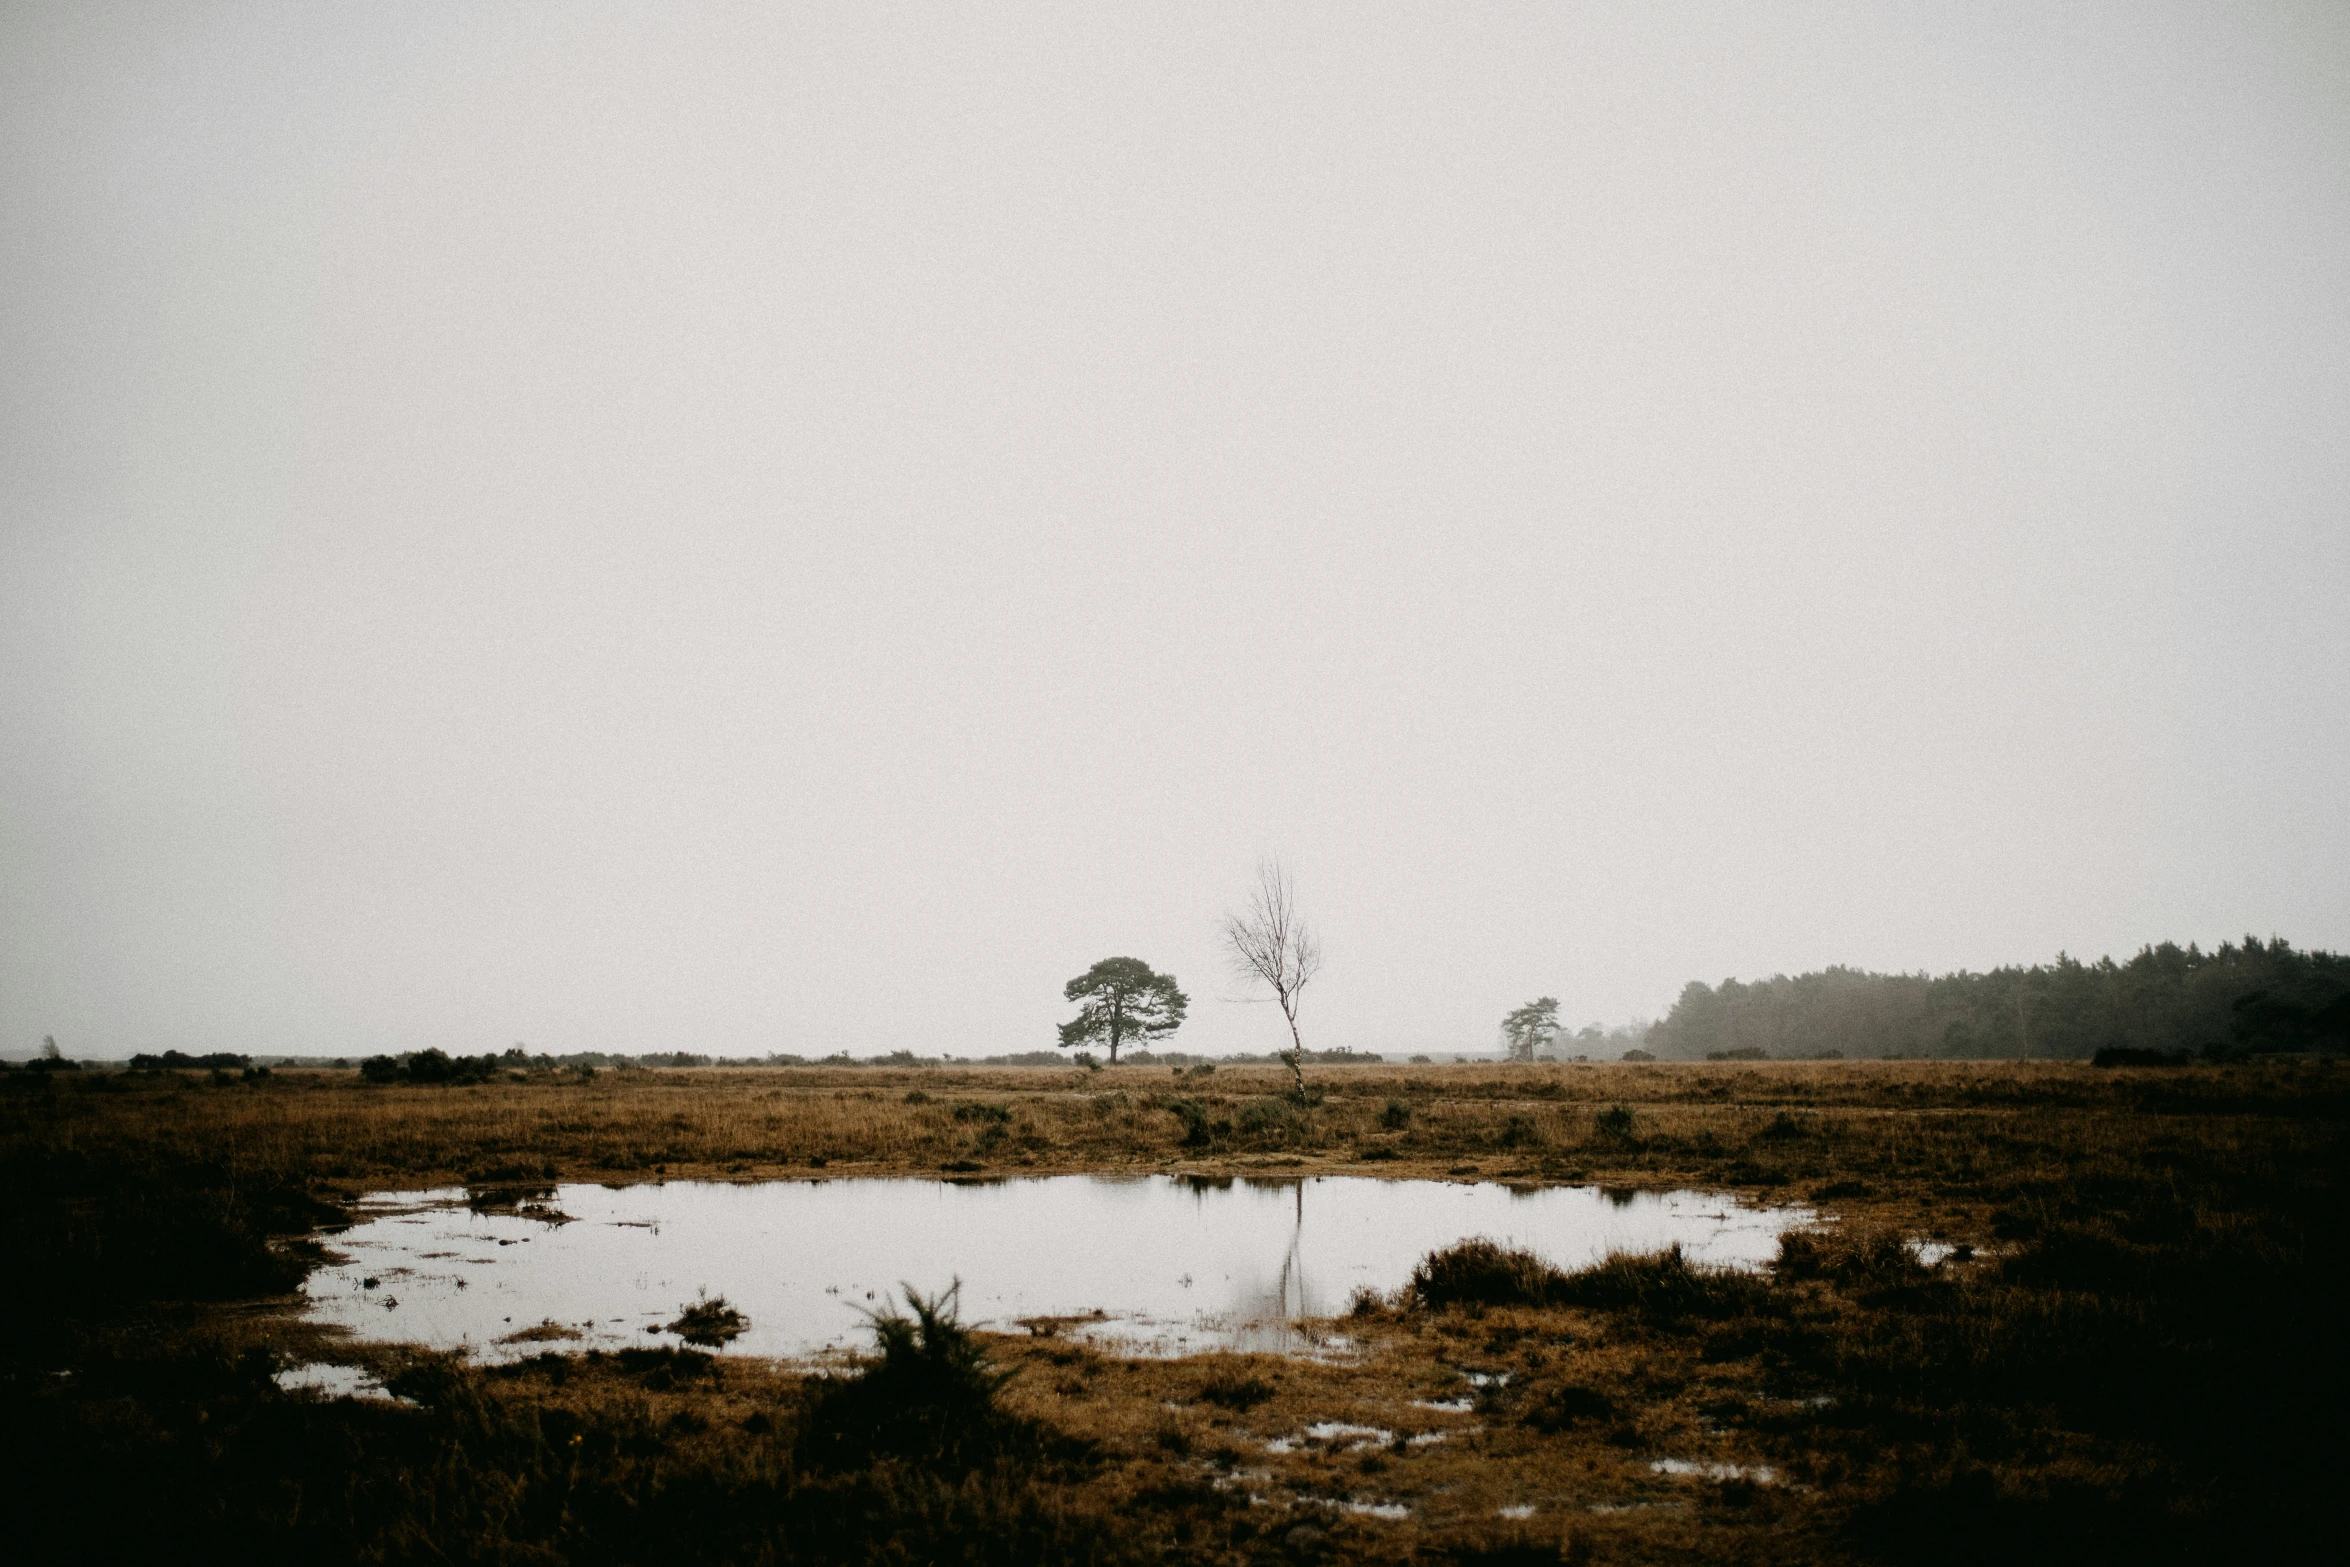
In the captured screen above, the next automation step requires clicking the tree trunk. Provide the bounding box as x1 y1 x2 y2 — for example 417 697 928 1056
1282 1004 1306 1097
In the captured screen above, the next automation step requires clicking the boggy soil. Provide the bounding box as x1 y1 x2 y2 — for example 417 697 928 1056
2 1058 2343 1564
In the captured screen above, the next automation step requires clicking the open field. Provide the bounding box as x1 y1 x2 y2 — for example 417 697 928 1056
3 1058 2344 1563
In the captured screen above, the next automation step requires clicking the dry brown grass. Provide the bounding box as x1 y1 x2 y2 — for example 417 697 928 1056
10 1056 2337 1237
3 1056 2343 1564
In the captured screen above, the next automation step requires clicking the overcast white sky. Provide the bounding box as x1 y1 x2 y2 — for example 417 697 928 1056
3 3 2346 1059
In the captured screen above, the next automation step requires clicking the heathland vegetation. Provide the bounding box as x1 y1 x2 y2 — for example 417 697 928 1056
2 1054 2343 1563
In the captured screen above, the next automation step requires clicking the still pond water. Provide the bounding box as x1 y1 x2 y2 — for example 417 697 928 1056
305 1175 1811 1361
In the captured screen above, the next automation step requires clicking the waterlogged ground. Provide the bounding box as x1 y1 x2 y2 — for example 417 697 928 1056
305 1173 1812 1360
14 1060 2341 1563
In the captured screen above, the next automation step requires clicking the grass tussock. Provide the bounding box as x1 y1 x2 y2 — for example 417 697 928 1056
1194 1366 1278 1410
666 1295 751 1347
1407 1239 1769 1323
796 1282 1032 1473
1407 1238 1571 1309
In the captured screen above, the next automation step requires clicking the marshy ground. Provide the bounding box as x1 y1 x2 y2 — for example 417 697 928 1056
2 1058 2342 1563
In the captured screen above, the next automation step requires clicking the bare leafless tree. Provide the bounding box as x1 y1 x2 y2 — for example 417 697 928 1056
1222 860 1322 1098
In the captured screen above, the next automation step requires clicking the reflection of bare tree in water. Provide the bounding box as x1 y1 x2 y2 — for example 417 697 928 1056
1224 1182 1331 1354
1272 1181 1306 1320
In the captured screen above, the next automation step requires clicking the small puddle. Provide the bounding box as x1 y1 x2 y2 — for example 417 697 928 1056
1651 1458 1778 1483
301 1174 1810 1362
1325 1498 1412 1519
273 1362 401 1402
1265 1422 1393 1453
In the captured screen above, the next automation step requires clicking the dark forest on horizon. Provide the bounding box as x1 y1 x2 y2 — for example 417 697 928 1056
1641 936 2350 1063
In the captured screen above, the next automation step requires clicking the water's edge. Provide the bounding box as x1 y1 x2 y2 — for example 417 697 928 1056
301 1174 1813 1362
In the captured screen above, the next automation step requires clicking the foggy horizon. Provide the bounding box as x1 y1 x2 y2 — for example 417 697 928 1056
5 3 2346 1061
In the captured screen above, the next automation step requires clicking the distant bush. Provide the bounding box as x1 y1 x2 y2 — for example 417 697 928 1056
128 1051 249 1072
2093 1047 2192 1067
355 1049 503 1085
1706 1046 1769 1061
1620 1048 1655 1062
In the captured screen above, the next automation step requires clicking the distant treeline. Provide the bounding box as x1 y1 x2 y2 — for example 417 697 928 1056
22 1045 1406 1075
1535 1022 1656 1062
1641 937 2350 1062
832 1047 1391 1069
127 1051 252 1071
